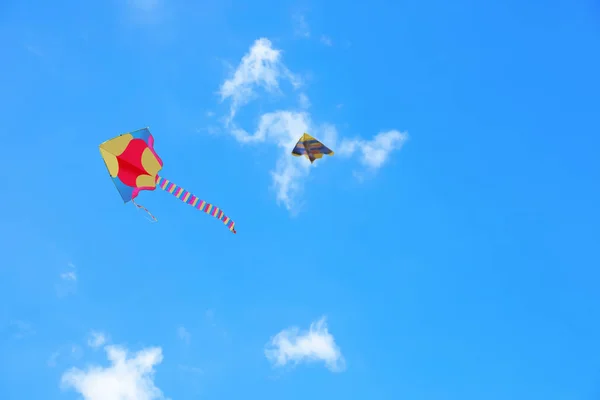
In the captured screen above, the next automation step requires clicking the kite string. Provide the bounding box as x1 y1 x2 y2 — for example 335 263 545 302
132 199 158 223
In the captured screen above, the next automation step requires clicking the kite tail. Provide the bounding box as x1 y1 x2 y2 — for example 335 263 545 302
155 175 237 234
132 199 158 223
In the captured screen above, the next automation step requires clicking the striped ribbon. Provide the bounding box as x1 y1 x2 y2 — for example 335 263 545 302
155 175 237 234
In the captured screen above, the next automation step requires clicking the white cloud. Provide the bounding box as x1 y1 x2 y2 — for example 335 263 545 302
218 38 300 122
293 14 310 38
87 331 107 348
320 35 333 46
229 110 337 210
339 130 409 169
61 344 167 400
216 38 407 211
265 317 345 372
57 262 78 296
60 271 77 281
177 326 191 344
298 93 311 109
60 262 77 282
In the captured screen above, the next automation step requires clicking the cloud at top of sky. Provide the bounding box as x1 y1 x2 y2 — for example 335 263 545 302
219 37 301 123
61 343 167 400
215 38 408 211
265 317 345 372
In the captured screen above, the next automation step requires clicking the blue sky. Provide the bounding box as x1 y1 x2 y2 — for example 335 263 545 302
1 0 600 399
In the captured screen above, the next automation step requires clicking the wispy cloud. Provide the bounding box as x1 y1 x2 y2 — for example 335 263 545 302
339 130 409 169
47 344 84 368
56 262 77 297
87 331 107 348
61 344 167 400
60 271 77 281
320 35 333 46
214 38 408 211
177 326 191 344
218 38 300 123
226 110 337 211
299 93 311 109
47 351 60 367
265 317 345 372
61 262 77 281
293 13 310 38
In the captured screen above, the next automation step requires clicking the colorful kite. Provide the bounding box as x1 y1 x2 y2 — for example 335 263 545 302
99 127 236 234
291 133 334 163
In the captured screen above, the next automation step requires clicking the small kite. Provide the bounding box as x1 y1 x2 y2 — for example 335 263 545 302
291 133 334 163
99 127 236 234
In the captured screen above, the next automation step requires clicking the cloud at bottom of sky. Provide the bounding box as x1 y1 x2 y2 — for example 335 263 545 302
265 316 345 372
216 38 408 211
61 344 167 400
